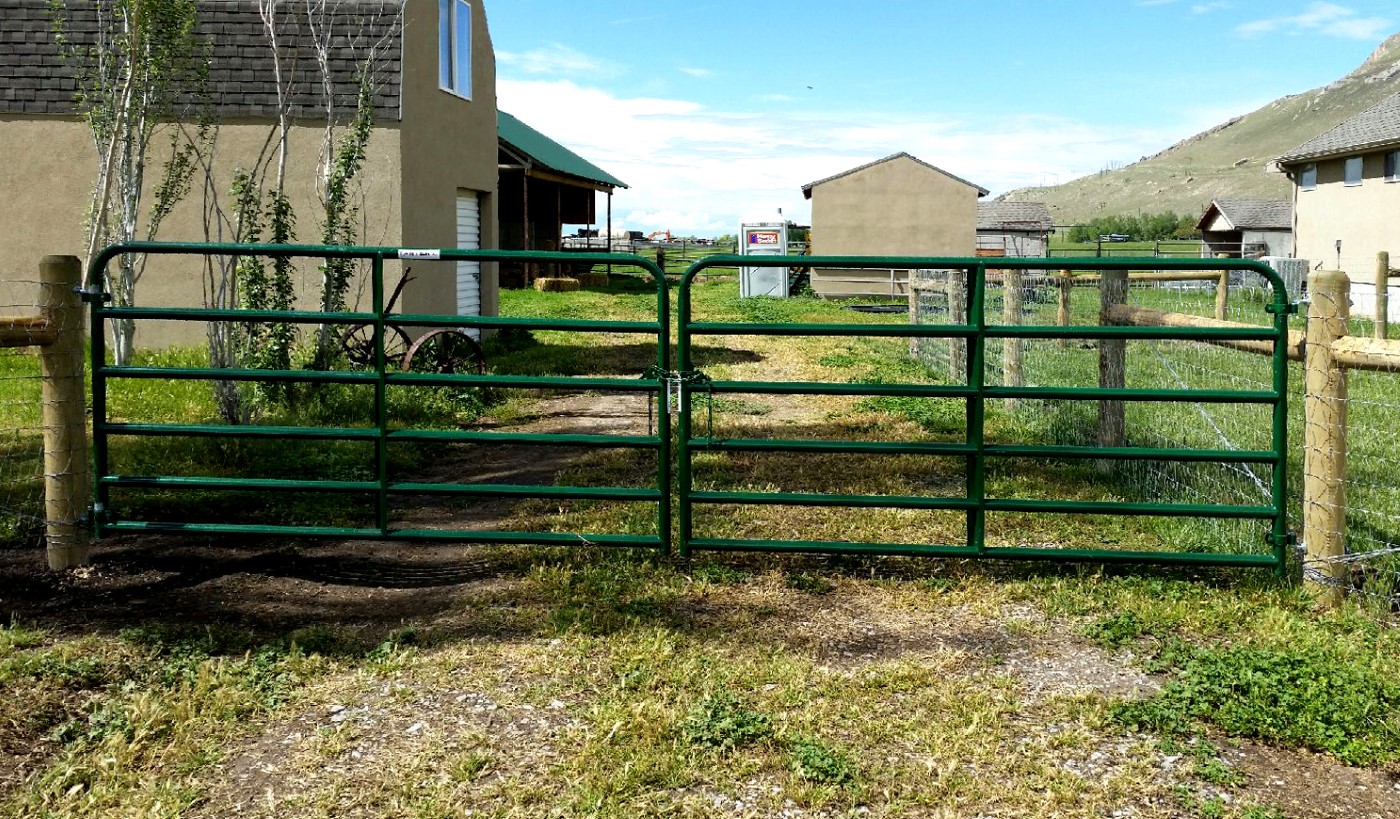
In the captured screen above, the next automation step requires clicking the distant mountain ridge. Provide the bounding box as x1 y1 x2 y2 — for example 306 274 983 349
1002 32 1400 224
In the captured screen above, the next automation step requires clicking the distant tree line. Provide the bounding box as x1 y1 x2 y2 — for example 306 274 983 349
1065 212 1201 243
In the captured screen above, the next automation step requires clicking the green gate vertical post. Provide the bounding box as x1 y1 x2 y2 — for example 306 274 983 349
654 265 673 556
677 273 695 558
373 253 390 536
967 263 988 553
1269 268 1294 577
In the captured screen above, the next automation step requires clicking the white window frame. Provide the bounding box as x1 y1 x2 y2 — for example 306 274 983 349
439 0 472 99
1386 150 1400 183
1299 163 1317 191
1344 155 1363 187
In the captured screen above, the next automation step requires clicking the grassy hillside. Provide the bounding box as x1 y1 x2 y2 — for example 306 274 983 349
1003 32 1400 224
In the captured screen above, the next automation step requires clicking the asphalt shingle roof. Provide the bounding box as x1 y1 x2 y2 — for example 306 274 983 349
498 111 627 189
801 152 989 198
0 0 402 121
1200 199 1293 231
1276 91 1400 165
977 201 1052 231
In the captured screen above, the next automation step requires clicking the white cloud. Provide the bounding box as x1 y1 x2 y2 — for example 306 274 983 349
496 43 619 79
498 79 1188 235
1191 2 1230 13
678 67 715 79
1237 2 1393 39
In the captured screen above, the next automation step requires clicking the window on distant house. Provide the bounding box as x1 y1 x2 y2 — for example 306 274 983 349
1386 150 1400 182
439 0 471 99
1344 155 1363 186
1299 163 1317 191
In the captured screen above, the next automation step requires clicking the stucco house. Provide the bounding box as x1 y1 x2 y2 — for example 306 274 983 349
1275 91 1400 283
976 201 1052 258
0 0 499 349
1194 199 1293 259
801 153 988 297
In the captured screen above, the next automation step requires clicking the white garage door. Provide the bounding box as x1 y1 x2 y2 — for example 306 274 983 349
455 191 481 339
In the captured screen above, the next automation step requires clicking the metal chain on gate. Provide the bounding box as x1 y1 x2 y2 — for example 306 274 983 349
638 366 714 440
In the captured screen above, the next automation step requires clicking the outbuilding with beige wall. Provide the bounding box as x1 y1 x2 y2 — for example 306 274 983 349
801 153 988 298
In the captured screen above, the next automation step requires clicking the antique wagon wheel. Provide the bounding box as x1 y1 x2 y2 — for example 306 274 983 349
337 323 413 369
404 328 487 374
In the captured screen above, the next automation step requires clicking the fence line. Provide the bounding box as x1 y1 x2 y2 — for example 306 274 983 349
912 257 1400 607
0 256 89 569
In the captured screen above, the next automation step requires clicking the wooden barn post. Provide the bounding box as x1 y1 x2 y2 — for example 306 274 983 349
948 268 967 381
1303 269 1349 607
39 255 90 570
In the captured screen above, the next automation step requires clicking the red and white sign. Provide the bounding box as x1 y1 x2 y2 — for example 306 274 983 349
747 230 781 246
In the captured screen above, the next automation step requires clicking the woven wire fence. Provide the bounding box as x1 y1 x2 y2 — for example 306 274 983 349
910 268 1292 571
1 277 50 549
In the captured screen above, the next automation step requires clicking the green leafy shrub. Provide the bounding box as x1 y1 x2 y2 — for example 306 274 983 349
680 691 772 750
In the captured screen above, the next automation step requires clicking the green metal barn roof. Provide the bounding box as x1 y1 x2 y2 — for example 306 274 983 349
498 110 628 190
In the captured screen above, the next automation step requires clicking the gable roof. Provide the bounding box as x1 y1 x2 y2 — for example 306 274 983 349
498 111 627 190
1276 91 1400 166
801 152 989 199
1196 199 1293 232
977 201 1052 232
0 0 402 121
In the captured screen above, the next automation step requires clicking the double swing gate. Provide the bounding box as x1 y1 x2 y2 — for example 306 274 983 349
87 243 1295 573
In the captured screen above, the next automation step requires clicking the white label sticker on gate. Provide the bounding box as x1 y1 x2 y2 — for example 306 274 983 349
397 249 441 260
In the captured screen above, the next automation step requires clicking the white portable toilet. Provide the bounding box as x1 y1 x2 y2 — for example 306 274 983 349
739 220 789 298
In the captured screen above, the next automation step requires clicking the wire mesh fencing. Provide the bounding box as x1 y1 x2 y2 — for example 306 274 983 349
912 264 1400 608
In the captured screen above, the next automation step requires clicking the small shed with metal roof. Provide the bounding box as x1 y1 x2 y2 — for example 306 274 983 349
1195 199 1294 259
801 153 988 297
498 111 628 285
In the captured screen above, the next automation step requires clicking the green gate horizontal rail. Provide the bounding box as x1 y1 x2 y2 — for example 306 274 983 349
87 241 672 552
677 254 1293 571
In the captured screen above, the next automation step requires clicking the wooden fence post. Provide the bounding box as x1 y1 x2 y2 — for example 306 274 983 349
1098 269 1128 471
1376 251 1390 340
948 268 967 381
1215 270 1230 321
39 255 90 570
1304 269 1349 607
1002 268 1023 409
1057 270 1072 350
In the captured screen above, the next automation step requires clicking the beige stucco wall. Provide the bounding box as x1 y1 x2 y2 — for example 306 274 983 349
1292 150 1399 282
808 155 979 297
0 116 402 349
396 0 499 320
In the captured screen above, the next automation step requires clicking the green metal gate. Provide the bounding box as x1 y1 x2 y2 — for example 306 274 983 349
86 242 673 551
676 255 1294 572
85 243 1294 571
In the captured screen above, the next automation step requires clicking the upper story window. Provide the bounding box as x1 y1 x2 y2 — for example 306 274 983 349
1386 150 1400 182
439 0 472 99
1299 163 1317 191
1344 155 1363 186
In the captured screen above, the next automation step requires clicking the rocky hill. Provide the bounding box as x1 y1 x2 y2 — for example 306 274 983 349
1002 32 1400 224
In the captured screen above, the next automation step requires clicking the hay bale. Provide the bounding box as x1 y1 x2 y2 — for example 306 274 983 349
534 277 581 292
575 271 609 288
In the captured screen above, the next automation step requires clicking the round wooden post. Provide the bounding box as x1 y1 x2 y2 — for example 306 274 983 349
1057 270 1072 350
1375 252 1389 340
1098 269 1128 472
39 255 90 570
947 268 967 381
1215 270 1230 321
1002 268 1024 408
1304 269 1349 607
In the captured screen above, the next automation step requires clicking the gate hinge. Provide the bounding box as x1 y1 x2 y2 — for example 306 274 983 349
73 285 111 304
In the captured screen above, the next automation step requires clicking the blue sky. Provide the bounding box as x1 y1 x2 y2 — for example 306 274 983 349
488 1 1397 235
